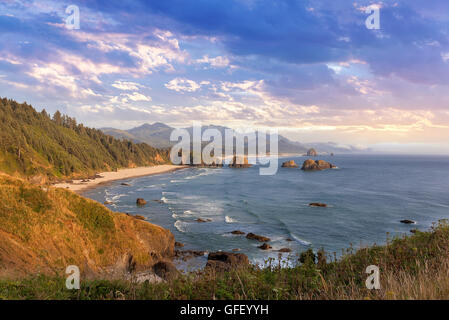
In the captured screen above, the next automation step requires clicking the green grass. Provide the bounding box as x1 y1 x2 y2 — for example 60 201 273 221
2 220 449 300
65 191 115 238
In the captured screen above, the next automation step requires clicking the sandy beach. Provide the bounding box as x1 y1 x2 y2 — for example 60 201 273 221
53 165 188 192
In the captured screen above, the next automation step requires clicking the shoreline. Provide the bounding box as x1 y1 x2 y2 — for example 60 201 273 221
53 165 188 193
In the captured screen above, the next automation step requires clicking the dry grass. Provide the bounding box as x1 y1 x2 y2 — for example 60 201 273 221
0 173 174 278
2 220 449 300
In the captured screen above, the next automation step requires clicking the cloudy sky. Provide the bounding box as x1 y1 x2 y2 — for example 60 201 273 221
1 0 449 153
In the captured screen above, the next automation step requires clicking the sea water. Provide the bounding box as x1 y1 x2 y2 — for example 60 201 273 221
82 155 449 270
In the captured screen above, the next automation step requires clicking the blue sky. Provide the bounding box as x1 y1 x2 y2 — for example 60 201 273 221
1 0 449 153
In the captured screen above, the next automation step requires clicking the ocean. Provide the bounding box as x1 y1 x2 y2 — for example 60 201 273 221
82 154 449 270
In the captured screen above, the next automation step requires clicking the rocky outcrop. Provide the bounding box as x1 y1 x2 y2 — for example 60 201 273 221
229 155 252 168
136 198 147 206
258 243 272 250
400 219 416 224
205 252 249 271
301 159 336 171
196 218 212 223
278 248 292 252
152 261 180 281
174 249 207 261
246 232 270 242
309 203 327 207
0 174 175 277
281 160 298 168
230 230 245 235
307 148 318 156
181 152 224 167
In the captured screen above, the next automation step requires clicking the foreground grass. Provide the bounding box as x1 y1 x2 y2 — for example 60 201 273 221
2 220 449 300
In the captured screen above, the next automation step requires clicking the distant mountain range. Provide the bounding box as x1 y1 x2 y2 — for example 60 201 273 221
101 123 367 155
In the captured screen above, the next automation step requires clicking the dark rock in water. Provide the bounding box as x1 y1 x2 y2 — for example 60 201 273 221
229 155 252 168
330 153 334 156
309 203 327 207
121 183 131 186
258 243 272 250
281 160 298 168
301 159 336 171
174 250 207 261
278 248 292 253
196 218 211 223
180 152 223 167
286 238 294 242
307 148 318 157
400 219 416 224
230 230 245 235
205 252 249 271
136 198 147 206
175 242 184 247
246 232 270 242
301 159 317 171
316 160 334 169
152 261 180 281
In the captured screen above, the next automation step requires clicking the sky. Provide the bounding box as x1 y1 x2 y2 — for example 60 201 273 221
1 0 449 154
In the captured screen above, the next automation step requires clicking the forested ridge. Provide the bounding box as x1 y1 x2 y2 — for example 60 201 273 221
0 97 170 179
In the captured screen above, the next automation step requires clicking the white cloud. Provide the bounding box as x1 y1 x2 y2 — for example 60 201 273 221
111 81 145 91
165 78 202 92
196 55 230 68
120 92 152 102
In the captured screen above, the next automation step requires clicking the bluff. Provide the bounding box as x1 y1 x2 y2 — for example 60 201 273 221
0 174 174 278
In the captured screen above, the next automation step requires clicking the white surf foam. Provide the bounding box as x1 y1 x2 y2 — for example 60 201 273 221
174 220 188 233
291 234 312 246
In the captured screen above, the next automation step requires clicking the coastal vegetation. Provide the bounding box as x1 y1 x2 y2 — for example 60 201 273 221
0 97 447 301
0 98 169 180
1 215 448 299
0 173 174 278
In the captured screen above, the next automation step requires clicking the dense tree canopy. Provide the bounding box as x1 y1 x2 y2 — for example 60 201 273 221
0 98 170 179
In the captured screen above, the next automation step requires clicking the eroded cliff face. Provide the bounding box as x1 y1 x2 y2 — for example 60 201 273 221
0 174 174 278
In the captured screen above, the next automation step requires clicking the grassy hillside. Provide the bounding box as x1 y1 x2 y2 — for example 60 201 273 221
0 98 170 180
1 215 448 299
0 174 174 278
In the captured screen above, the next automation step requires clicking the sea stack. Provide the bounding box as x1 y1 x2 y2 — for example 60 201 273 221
281 160 299 168
301 159 336 171
306 148 318 157
229 155 252 168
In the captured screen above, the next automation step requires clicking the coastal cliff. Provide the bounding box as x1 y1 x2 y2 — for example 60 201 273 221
0 173 174 278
